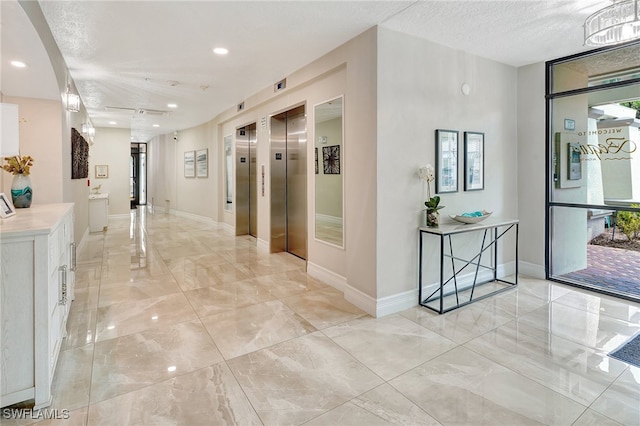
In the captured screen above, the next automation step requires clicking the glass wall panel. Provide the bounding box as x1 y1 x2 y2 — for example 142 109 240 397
548 41 640 302
550 42 640 94
550 87 640 208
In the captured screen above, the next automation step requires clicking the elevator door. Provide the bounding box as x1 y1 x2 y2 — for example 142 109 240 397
235 123 257 237
270 105 307 259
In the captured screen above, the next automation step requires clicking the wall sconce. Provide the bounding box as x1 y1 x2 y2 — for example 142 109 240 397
67 92 80 112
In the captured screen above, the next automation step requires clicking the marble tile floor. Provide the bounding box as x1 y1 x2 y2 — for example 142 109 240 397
4 208 640 426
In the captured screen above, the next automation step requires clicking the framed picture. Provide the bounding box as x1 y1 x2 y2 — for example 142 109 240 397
323 145 340 174
184 151 195 178
0 192 16 218
95 164 109 178
435 129 458 193
464 132 484 191
315 147 319 174
196 148 208 178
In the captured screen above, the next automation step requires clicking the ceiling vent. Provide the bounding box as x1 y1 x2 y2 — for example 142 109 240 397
106 106 169 116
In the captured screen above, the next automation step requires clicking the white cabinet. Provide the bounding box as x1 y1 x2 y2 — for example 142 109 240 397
0 203 75 409
89 193 108 233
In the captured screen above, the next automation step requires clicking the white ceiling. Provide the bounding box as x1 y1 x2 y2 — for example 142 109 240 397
2 0 610 142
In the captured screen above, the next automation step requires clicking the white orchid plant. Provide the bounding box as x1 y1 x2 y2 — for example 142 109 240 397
419 165 444 213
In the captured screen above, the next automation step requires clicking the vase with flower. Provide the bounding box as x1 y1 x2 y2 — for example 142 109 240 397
419 165 444 227
2 155 34 208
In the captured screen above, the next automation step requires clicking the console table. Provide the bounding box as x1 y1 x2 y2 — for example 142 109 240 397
418 218 518 314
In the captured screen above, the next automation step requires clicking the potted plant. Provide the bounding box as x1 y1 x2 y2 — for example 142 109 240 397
2 154 34 208
419 165 444 227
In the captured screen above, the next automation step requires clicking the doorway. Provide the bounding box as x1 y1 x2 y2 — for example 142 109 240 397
270 105 307 259
130 143 147 209
546 42 640 302
235 123 257 237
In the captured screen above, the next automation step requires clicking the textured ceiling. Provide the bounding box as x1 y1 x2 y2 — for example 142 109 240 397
2 0 631 142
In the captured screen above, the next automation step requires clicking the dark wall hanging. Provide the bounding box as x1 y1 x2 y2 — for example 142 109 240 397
322 145 340 174
71 127 89 179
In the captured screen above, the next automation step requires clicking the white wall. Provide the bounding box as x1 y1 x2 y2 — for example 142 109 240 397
377 28 519 302
517 62 547 278
18 1 93 245
90 127 131 215
1 96 62 203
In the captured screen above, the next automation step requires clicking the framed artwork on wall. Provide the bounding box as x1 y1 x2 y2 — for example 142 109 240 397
464 132 484 191
71 128 89 179
95 165 109 178
435 129 458 193
322 145 340 174
196 148 208 178
184 151 195 178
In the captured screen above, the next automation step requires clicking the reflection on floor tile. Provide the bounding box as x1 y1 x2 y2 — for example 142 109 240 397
465 320 628 405
7 208 638 426
90 320 222 403
572 409 624 426
401 299 515 343
97 274 181 307
201 300 317 359
282 286 366 329
50 345 94 412
590 366 640 425
518 302 640 352
390 346 586 425
324 315 456 380
306 384 440 425
95 293 197 341
87 364 261 425
227 332 383 425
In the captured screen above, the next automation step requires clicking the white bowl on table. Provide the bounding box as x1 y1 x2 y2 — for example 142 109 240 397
449 210 492 224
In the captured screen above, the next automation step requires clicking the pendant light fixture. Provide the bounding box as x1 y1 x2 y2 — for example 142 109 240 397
585 0 640 46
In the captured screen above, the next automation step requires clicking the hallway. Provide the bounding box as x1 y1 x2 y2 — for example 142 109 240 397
7 208 640 425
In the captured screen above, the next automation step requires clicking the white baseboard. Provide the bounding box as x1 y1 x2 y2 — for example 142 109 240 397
307 261 347 292
108 213 132 219
519 261 545 279
257 238 269 252
344 284 378 317
172 209 218 226
373 288 417 318
369 260 518 318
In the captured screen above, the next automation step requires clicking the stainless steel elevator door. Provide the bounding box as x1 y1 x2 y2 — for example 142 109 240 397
270 105 307 259
286 106 307 259
235 127 249 236
248 124 257 237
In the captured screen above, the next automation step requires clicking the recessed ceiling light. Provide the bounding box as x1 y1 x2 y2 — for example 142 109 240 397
10 60 26 68
167 103 177 108
109 121 117 125
153 124 160 128
213 47 229 55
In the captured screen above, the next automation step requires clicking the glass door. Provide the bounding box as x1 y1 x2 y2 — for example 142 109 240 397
546 42 640 301
130 143 147 208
